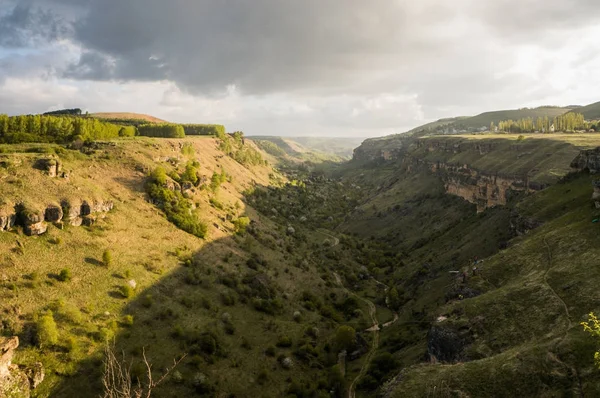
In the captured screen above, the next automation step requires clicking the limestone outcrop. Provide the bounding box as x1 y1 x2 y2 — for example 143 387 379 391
33 158 62 178
0 336 44 398
570 147 600 173
593 180 600 209
0 200 113 235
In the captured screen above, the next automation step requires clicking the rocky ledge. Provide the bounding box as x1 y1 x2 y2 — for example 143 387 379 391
0 337 44 398
0 199 114 236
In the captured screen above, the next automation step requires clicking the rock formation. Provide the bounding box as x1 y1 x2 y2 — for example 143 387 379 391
570 147 600 173
0 200 113 235
33 158 61 178
593 180 600 209
0 336 44 398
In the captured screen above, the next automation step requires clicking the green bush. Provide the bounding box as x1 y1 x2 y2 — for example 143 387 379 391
233 216 251 233
58 268 72 282
102 250 113 266
209 198 224 210
276 335 293 348
120 285 134 299
146 167 208 238
36 311 59 348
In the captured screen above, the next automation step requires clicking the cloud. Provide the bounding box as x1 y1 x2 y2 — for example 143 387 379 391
0 1 71 48
2 0 600 137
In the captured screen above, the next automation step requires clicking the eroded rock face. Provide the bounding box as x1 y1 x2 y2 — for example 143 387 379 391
0 199 113 234
18 207 48 237
33 158 61 178
0 213 16 232
430 162 532 212
0 337 31 398
570 147 600 173
593 180 600 209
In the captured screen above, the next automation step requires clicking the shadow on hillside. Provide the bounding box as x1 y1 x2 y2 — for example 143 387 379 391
49 234 258 397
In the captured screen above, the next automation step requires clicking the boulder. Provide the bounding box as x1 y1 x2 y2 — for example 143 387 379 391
61 199 82 222
24 222 47 236
571 147 600 173
33 158 61 177
24 363 44 390
0 337 31 398
18 207 47 236
44 205 63 223
0 337 18 379
0 213 16 231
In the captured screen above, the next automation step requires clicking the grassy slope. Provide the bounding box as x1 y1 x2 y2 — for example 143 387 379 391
388 173 600 397
454 107 570 129
251 136 360 160
91 113 168 123
337 133 600 396
572 101 600 120
0 137 366 397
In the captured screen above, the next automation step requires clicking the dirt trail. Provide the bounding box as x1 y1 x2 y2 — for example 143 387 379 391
333 270 398 398
542 237 572 336
543 237 583 397
326 229 398 398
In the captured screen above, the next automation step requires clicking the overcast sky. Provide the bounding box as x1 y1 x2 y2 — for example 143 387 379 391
1 0 599 137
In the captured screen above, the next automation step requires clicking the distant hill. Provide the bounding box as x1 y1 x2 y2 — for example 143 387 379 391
91 112 168 124
571 101 600 120
455 106 571 129
250 136 364 159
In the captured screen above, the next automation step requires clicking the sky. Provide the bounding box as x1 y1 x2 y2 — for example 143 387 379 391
1 0 600 137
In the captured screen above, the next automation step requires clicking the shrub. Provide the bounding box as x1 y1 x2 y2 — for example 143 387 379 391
265 346 276 357
36 311 59 348
120 285 134 299
102 250 113 267
121 315 134 327
233 217 251 234
209 198 224 210
335 325 356 351
58 268 72 282
276 336 293 348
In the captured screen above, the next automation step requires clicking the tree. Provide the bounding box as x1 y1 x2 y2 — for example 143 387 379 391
36 311 59 348
388 287 401 310
335 325 356 351
582 312 600 368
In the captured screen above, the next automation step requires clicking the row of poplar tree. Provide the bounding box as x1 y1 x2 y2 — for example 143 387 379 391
491 112 589 133
0 114 226 143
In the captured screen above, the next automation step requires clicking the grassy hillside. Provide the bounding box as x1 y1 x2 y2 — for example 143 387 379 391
334 133 600 396
0 136 383 397
251 136 362 160
572 101 600 120
91 112 168 124
454 106 570 130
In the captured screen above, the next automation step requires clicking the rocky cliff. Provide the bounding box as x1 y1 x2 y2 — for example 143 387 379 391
352 135 586 211
570 147 600 173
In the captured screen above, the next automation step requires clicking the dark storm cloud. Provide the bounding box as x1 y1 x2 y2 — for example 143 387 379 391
58 0 600 97
65 0 419 94
0 1 71 47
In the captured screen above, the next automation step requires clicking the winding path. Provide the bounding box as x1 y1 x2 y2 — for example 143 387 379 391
543 237 583 397
333 270 397 398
